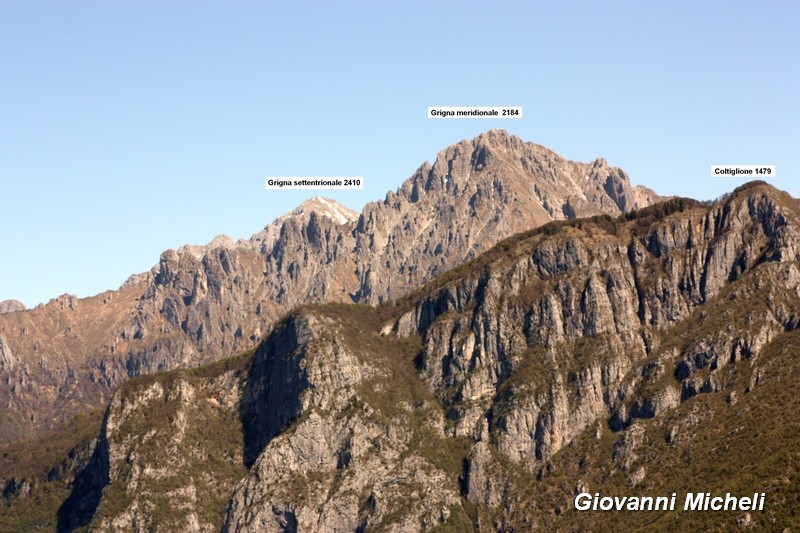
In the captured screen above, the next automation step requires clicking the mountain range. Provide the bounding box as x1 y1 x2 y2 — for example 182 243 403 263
0 129 658 446
3 131 798 531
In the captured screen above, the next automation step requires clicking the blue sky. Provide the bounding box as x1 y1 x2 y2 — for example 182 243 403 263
1 1 797 307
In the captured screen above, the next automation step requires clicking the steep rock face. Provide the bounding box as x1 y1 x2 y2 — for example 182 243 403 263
0 335 15 371
0 130 659 444
223 307 464 532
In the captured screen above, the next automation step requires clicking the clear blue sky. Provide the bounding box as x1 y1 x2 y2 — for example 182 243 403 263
2 1 797 307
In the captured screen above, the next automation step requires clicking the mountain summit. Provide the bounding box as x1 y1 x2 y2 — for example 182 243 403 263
0 130 659 444
249 196 359 253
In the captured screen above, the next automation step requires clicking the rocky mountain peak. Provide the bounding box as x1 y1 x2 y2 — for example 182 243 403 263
472 127 523 150
263 196 358 229
294 196 359 225
248 196 358 254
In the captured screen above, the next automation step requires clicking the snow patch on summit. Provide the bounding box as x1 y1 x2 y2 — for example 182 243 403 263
313 197 359 225
247 197 359 253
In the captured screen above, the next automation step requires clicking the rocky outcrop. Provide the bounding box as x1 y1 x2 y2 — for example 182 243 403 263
0 300 26 314
0 130 660 445
0 335 15 372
